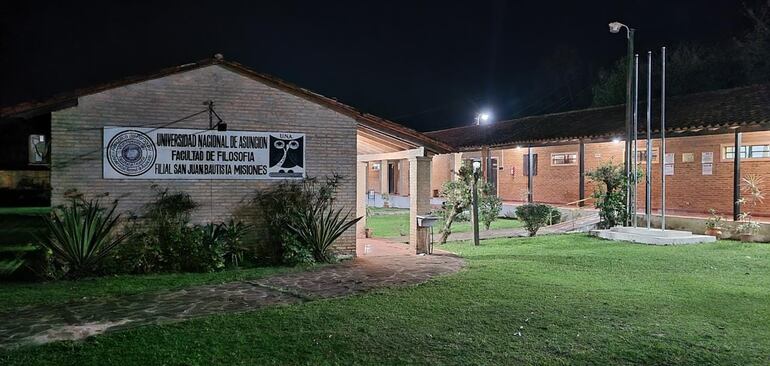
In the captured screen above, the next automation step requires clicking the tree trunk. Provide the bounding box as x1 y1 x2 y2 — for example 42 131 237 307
438 209 459 244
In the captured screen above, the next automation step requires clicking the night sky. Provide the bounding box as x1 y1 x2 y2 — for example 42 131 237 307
0 1 754 131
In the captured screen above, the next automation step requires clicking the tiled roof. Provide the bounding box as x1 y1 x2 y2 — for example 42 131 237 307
1 56 453 154
426 83 770 150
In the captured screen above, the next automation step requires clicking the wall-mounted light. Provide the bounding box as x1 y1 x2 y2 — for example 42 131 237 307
612 138 621 144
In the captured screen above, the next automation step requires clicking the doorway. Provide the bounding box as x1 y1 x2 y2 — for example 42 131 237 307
388 162 396 194
487 157 498 195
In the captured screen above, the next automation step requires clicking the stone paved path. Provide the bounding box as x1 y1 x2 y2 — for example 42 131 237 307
0 241 463 349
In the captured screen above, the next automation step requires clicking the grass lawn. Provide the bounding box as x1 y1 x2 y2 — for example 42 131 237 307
2 234 769 365
367 207 522 238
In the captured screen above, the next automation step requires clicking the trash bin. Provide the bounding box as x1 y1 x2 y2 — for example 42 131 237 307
416 215 439 254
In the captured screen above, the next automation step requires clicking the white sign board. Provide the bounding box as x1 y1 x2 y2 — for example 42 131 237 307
702 163 713 175
702 151 714 163
103 127 305 180
664 163 674 176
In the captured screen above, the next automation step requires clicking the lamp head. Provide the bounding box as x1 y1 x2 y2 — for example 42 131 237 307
608 22 624 34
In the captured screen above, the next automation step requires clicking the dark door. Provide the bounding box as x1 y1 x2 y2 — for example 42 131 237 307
488 157 498 195
388 162 396 194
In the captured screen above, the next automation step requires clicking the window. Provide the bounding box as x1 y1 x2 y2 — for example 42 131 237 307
635 147 659 163
551 152 577 166
28 134 48 165
523 154 538 176
724 144 770 159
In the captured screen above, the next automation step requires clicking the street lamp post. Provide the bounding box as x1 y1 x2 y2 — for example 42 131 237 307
609 21 635 226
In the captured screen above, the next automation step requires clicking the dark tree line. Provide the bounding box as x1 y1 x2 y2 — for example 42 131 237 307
591 1 770 107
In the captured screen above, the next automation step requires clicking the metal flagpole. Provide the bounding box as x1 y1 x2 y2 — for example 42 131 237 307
632 54 639 228
660 46 667 230
646 51 653 229
624 28 636 226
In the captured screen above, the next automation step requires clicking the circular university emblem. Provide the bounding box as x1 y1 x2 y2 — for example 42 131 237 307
106 130 156 176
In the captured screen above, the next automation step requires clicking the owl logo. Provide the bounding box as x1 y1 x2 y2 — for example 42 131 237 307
268 134 304 178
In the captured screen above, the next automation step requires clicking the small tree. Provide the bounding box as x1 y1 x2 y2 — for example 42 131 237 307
587 161 628 229
478 182 502 230
437 165 474 244
736 174 765 237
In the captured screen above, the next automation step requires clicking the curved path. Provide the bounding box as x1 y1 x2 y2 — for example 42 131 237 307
0 239 464 348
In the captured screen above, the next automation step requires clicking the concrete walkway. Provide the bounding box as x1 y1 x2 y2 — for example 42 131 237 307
0 239 464 349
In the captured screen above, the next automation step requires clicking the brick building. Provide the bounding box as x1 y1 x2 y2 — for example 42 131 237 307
365 84 770 220
0 56 450 256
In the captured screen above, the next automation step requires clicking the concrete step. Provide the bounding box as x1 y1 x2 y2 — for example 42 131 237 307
590 227 716 245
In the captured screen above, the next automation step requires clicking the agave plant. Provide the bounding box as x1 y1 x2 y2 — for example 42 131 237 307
0 258 24 277
220 219 253 267
40 199 129 278
289 204 361 263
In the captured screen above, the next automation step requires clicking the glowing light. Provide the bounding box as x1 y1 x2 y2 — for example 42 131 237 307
609 22 624 33
612 138 621 144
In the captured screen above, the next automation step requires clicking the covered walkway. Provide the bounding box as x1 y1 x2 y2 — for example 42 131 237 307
356 124 452 255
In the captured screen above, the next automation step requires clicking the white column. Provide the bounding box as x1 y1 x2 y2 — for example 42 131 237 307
409 156 432 254
379 160 389 194
356 161 367 238
452 153 463 180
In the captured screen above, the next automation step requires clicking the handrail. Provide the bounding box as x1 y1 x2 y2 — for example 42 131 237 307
565 197 593 207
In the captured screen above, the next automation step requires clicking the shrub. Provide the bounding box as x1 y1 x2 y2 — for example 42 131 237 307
39 198 129 278
479 182 503 230
112 188 199 273
112 187 250 273
183 223 225 273
279 231 314 265
253 174 352 264
515 203 556 236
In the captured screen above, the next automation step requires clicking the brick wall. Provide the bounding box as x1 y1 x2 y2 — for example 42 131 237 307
50 65 358 255
432 130 770 217
430 153 453 195
366 162 380 193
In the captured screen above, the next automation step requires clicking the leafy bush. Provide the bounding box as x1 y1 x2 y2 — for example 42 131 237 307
183 223 225 273
39 198 129 278
112 187 250 273
515 203 556 236
279 231 314 265
479 182 503 230
254 175 354 264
